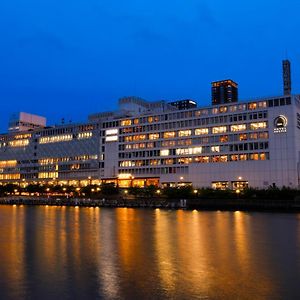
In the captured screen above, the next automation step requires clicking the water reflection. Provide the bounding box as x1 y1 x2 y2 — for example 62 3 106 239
0 206 299 299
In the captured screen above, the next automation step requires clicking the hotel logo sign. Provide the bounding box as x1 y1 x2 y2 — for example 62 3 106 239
274 115 288 133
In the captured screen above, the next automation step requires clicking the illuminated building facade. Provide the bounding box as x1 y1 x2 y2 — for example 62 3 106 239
1 63 300 189
0 94 299 190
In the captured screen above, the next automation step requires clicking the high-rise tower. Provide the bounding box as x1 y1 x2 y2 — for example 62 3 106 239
283 60 292 95
211 80 238 105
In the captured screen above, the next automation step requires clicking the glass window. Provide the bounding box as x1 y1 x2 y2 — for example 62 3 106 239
195 128 209 135
230 124 246 132
212 126 227 134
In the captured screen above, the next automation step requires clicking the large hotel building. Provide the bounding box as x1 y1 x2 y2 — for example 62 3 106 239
1 61 299 190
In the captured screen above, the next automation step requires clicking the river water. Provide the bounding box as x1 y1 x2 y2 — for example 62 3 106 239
0 206 299 299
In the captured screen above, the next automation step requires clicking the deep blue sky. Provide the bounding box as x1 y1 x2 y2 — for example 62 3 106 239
1 0 300 132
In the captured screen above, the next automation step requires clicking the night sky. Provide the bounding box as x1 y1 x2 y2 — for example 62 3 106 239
0 0 300 132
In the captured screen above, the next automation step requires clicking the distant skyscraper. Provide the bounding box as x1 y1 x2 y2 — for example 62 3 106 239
211 80 238 105
169 99 197 110
283 60 292 95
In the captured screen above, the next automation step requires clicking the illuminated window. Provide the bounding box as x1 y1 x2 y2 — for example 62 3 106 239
163 132 176 139
220 155 228 162
258 101 267 108
259 132 269 139
260 153 266 160
132 135 146 141
125 136 133 142
250 122 267 130
212 156 227 162
231 124 246 132
248 103 257 110
0 174 20 180
150 159 160 166
121 119 132 126
164 159 174 165
250 133 258 140
231 155 239 161
177 139 192 146
160 149 170 156
8 139 29 147
219 106 228 113
178 157 192 164
14 134 31 139
105 136 118 142
106 129 118 135
212 126 227 134
178 130 191 137
78 132 93 139
176 147 202 155
239 154 248 161
250 153 259 160
219 135 228 143
39 135 73 144
133 119 139 124
162 141 176 147
195 156 209 163
229 106 237 112
149 133 159 140
195 128 209 135
212 181 229 190
0 160 17 168
38 172 58 179
120 161 134 167
239 134 247 141
211 146 220 153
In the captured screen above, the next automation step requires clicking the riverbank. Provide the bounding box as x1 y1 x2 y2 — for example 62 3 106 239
1 196 300 212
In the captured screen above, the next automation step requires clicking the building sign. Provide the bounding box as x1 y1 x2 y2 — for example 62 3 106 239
274 115 288 133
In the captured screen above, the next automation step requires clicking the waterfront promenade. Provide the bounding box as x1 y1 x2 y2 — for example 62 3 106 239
1 196 300 211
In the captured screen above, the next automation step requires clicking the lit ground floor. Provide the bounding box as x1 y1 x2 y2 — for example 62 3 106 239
0 160 298 190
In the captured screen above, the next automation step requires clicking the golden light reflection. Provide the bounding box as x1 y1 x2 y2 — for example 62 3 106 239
95 208 120 299
0 206 26 295
0 207 291 299
154 210 177 294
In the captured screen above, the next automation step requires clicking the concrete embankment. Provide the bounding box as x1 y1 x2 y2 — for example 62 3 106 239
1 196 300 211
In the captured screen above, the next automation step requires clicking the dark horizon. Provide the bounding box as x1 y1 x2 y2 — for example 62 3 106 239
0 0 300 132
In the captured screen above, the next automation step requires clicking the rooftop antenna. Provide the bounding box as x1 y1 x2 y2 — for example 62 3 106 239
282 59 292 95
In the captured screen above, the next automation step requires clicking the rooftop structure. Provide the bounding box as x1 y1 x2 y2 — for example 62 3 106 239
169 100 197 110
8 112 46 132
283 59 292 95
